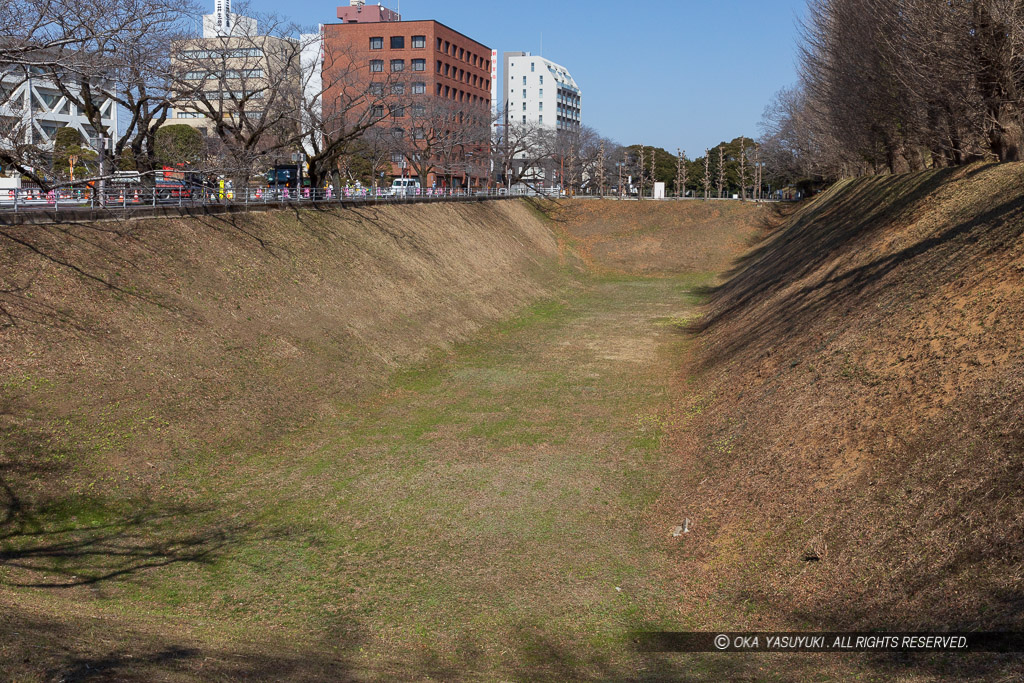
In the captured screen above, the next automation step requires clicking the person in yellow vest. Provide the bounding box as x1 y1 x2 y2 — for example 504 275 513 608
218 178 225 201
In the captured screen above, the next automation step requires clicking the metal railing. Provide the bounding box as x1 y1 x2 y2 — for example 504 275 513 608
0 185 537 212
0 184 781 220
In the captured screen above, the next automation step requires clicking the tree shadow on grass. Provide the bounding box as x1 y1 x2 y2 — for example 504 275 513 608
0 420 243 590
687 166 1024 367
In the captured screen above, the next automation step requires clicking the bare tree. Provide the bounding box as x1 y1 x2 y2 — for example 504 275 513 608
703 148 710 200
716 145 725 198
778 0 1024 184
649 147 656 196
171 12 306 187
738 137 748 200
675 148 682 198
293 35 395 189
492 108 554 189
638 145 645 200
754 143 762 200
619 149 626 198
1 0 198 188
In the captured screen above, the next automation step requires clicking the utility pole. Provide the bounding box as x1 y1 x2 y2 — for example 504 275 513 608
598 140 606 197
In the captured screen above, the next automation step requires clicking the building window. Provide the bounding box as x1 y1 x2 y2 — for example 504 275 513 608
371 105 384 117
391 127 404 139
539 102 543 111
411 59 425 71
445 64 450 76
412 104 425 116
531 62 535 72
540 76 543 84
370 60 383 72
522 76 526 85
412 81 426 94
391 59 404 72
522 102 526 111
369 82 384 96
458 48 464 60
391 105 405 117
391 36 404 49
391 82 405 95
444 41 450 53
522 115 525 123
412 35 426 49
391 152 404 163
436 60 442 73
180 47 262 59
539 115 543 123
413 127 425 139
522 89 526 98
436 37 442 50
539 88 543 97
370 37 383 50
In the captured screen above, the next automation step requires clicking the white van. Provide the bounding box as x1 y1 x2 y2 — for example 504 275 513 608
389 178 421 196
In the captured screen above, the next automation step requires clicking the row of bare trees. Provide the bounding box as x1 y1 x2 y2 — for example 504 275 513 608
3 0 734 196
761 0 1024 187
0 0 617 193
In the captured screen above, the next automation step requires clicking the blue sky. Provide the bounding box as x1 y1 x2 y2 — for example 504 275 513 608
237 0 807 155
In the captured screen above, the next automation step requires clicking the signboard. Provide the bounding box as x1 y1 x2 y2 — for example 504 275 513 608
491 49 498 123
215 0 232 36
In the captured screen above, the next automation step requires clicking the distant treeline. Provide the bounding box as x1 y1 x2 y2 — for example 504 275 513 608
761 0 1024 186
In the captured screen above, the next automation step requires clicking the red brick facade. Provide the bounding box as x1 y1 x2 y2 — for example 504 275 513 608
322 18 492 188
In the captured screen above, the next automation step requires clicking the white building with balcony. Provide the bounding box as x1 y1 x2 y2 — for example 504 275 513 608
502 51 581 132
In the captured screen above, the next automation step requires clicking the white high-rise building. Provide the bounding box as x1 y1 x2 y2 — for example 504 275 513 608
503 51 581 132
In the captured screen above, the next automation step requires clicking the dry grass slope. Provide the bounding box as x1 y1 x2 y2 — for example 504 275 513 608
0 200 560 546
661 163 1024 678
549 199 762 276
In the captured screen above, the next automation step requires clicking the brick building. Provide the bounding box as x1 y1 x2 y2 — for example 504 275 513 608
322 2 493 189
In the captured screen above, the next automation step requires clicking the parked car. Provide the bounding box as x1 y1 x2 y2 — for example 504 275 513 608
389 178 421 196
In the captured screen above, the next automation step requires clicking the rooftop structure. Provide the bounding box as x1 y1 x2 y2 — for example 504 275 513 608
336 0 401 24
